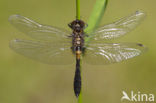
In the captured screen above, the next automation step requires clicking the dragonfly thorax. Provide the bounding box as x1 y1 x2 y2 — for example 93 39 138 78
72 34 84 48
69 20 85 51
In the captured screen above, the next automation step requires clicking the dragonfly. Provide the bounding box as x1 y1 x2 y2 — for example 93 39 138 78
9 11 146 97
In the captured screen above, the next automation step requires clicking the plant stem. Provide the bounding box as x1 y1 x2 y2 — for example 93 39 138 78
76 0 108 103
76 0 80 20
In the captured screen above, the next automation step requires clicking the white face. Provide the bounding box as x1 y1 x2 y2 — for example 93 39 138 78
75 23 80 28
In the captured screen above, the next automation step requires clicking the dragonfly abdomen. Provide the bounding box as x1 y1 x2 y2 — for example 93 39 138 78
74 46 82 97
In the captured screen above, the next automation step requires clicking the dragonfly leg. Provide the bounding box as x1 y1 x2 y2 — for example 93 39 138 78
82 47 86 56
84 34 89 37
71 46 76 54
84 23 88 29
68 23 72 29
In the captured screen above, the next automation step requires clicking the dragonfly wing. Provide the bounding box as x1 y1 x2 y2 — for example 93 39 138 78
90 11 145 41
83 43 147 65
9 15 71 42
10 39 74 65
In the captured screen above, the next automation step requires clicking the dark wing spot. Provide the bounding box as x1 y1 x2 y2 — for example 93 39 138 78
137 43 144 47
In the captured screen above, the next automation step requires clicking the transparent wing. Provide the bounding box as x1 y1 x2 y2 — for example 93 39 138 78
9 15 71 42
90 11 145 41
10 39 74 65
83 43 147 65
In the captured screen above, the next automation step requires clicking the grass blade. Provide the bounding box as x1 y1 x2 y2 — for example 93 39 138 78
85 0 108 43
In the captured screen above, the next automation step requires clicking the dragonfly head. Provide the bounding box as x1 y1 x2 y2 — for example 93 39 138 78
68 20 85 32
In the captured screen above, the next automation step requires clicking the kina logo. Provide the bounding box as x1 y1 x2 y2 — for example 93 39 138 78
121 91 155 102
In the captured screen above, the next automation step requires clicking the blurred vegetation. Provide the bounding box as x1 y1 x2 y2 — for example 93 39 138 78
0 0 156 103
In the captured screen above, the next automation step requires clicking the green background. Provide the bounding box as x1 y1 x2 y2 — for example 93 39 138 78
0 0 155 103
